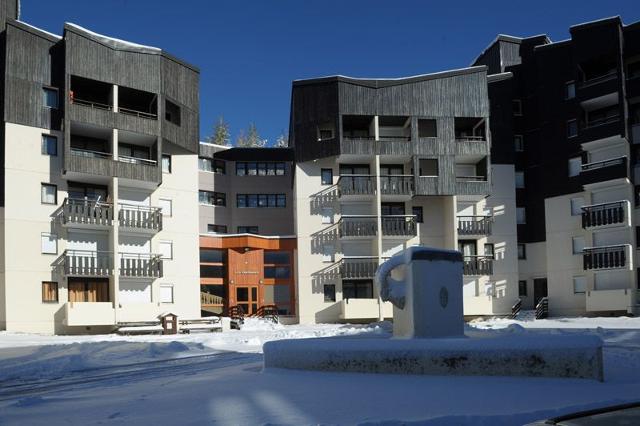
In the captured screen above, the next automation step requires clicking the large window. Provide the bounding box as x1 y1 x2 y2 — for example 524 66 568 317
42 135 57 156
418 119 437 137
264 266 291 279
324 284 336 302
516 207 526 224
264 251 290 265
160 284 174 303
199 157 226 174
236 194 285 208
42 281 59 303
207 224 227 234
418 159 438 176
200 265 225 278
237 226 259 234
412 206 423 223
343 280 373 299
41 183 57 204
236 161 285 176
199 190 226 206
200 248 226 263
68 278 109 302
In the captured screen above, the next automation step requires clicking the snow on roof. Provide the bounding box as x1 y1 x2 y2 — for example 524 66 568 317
65 22 161 53
294 66 486 84
16 20 61 40
199 141 231 150
569 15 621 30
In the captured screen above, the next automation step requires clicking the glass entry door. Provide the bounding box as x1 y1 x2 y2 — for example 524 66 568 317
236 286 258 315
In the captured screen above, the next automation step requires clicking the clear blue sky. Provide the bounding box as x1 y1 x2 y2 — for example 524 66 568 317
21 0 640 146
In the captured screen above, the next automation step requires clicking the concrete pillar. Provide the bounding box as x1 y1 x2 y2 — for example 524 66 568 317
443 195 458 251
112 85 118 113
111 177 120 320
373 116 384 321
112 129 118 161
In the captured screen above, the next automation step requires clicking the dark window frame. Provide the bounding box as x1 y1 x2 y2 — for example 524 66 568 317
41 134 58 156
517 243 526 260
207 224 228 234
237 226 259 234
412 206 423 223
41 183 57 205
518 280 527 297
43 86 59 109
321 168 333 186
324 284 336 302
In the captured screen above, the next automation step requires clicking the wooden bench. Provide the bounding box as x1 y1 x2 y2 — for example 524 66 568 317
116 321 163 335
179 317 223 334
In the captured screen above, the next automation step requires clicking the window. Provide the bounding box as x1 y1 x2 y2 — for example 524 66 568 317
568 157 582 177
159 240 173 260
199 157 213 172
41 183 57 204
514 135 524 152
418 119 437 137
321 168 333 185
213 160 225 174
518 280 527 297
567 119 578 138
162 155 171 173
236 194 285 208
512 99 522 116
321 207 333 224
200 248 225 263
343 280 373 299
200 191 226 206
570 197 584 216
42 281 58 303
412 206 423 223
43 87 58 109
322 245 334 263
317 123 335 141
419 159 438 176
264 266 290 279
237 226 259 234
236 162 285 176
207 224 227 234
200 265 225 278
516 207 526 224
165 100 181 126
324 284 336 302
264 251 290 264
572 236 585 255
573 276 586 294
41 135 57 156
515 171 525 188
160 284 174 303
41 232 57 254
159 198 172 216
484 243 495 259
565 81 576 100
517 243 526 260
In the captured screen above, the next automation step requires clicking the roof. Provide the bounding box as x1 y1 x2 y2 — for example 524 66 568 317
10 20 61 42
487 72 513 83
569 16 622 32
293 66 487 88
213 147 294 162
471 33 551 67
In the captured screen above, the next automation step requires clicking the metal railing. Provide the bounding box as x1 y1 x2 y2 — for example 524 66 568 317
119 253 163 278
119 204 163 232
380 175 414 195
71 98 112 111
455 135 486 141
117 155 158 166
58 250 112 277
583 245 628 270
581 201 626 229
580 156 626 172
340 257 379 279
337 175 375 196
579 70 617 87
382 215 417 237
71 147 112 159
462 255 493 276
61 198 113 227
118 106 157 120
581 114 620 130
378 135 411 141
457 216 493 236
338 216 377 238
456 175 488 182
511 299 522 319
535 297 549 319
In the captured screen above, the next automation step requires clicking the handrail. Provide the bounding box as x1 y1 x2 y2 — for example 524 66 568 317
456 175 488 181
119 252 163 260
64 249 112 257
455 135 486 141
535 297 549 319
378 135 411 141
580 156 626 171
118 155 158 166
457 215 493 220
119 203 162 213
65 197 112 207
71 147 112 159
71 98 112 111
118 106 157 120
343 135 375 140
511 299 522 319
580 200 627 210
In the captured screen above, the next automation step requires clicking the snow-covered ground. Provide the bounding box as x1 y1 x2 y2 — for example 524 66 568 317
0 317 639 425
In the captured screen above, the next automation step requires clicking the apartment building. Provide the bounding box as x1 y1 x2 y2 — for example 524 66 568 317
474 17 640 316
0 3 201 333
289 69 519 323
197 144 297 321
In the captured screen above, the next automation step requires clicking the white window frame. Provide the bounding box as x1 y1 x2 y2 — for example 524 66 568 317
572 236 585 255
159 240 173 260
160 284 174 303
41 232 57 255
570 197 584 216
159 198 172 217
573 276 586 294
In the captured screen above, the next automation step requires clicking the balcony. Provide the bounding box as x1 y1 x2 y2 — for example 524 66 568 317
382 216 417 237
338 216 377 238
340 298 393 320
63 302 115 327
580 156 627 185
337 175 375 198
581 201 628 229
119 253 163 278
586 288 634 313
340 257 379 279
577 70 619 102
58 250 112 277
119 204 163 233
60 198 113 228
583 245 630 271
455 175 490 197
340 137 411 156
576 115 623 144
457 216 493 236
463 255 493 276
380 175 414 196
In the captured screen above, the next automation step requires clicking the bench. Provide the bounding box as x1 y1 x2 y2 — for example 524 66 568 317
179 317 223 334
116 321 163 335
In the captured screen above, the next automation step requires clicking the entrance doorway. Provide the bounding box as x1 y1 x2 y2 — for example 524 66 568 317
533 278 548 306
236 286 258 315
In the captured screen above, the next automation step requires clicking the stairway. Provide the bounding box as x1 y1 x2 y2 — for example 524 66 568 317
514 309 536 322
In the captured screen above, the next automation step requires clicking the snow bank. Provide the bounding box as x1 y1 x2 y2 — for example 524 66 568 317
264 334 604 380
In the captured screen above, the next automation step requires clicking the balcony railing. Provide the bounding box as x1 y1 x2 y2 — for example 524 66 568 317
119 204 163 232
581 156 626 172
457 216 493 236
456 175 487 182
71 98 112 111
463 255 493 276
58 250 112 277
61 198 113 227
119 253 163 278
337 175 375 197
579 71 618 88
581 201 626 229
340 257 379 279
118 155 158 166
338 216 377 238
380 175 414 195
118 106 157 120
580 115 620 130
583 245 628 270
455 135 486 142
382 215 417 237
71 147 111 159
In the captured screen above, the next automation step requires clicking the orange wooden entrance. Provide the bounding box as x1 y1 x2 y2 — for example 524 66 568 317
236 286 259 315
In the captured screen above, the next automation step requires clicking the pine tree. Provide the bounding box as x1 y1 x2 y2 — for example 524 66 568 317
210 116 230 146
236 129 248 147
275 132 289 147
239 123 266 147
